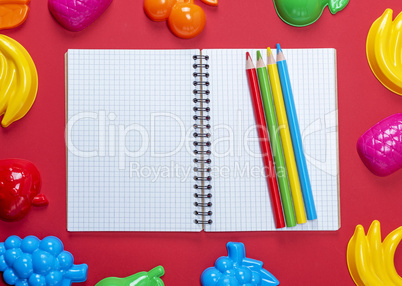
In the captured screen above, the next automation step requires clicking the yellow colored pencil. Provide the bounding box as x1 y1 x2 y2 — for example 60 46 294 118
267 47 306 224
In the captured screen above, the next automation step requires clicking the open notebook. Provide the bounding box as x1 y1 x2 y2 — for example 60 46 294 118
66 48 339 232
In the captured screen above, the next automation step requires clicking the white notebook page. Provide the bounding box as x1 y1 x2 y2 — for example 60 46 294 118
67 49 200 231
205 48 339 231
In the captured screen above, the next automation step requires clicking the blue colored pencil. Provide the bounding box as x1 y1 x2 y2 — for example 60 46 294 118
276 43 317 220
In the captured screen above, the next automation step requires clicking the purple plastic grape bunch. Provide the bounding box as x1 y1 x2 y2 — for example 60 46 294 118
0 235 88 286
201 242 279 286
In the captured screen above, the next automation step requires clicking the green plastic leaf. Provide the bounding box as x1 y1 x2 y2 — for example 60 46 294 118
328 0 350 14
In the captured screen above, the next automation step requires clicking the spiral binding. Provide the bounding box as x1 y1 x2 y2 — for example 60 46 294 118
193 54 212 226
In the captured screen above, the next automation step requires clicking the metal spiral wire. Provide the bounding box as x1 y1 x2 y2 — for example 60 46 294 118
193 54 212 225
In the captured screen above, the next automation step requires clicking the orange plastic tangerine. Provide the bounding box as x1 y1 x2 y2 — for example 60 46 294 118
200 0 217 7
144 0 177 21
168 1 206 39
0 0 30 30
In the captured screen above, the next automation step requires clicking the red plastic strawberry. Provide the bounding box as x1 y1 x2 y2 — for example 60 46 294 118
0 159 48 222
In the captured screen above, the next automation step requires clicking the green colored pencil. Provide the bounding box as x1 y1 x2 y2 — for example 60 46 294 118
256 50 296 227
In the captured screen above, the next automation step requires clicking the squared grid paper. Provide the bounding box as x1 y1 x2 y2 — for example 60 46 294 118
204 48 339 231
67 49 201 232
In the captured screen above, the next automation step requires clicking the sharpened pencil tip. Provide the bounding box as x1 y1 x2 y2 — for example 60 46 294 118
246 52 254 69
276 44 285 62
257 50 262 60
276 43 282 53
256 51 266 68
267 47 275 65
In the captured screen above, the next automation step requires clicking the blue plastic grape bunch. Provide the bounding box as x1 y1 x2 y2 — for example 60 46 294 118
201 242 279 286
0 235 88 286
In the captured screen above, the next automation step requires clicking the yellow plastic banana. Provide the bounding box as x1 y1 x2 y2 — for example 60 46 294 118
383 226 402 285
0 48 17 115
347 220 402 286
366 9 402 95
367 221 391 284
0 34 37 127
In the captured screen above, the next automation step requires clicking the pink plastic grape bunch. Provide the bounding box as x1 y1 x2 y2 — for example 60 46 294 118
0 235 88 286
357 113 402 176
201 242 279 286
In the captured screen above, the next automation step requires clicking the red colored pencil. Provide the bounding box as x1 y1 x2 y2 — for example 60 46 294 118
246 52 285 229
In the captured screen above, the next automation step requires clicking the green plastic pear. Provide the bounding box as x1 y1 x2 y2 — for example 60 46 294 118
273 0 349 27
95 266 165 286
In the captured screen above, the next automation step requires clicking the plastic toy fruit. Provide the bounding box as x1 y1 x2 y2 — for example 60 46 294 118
144 0 209 39
48 0 113 32
0 235 88 286
273 0 349 27
347 221 402 286
357 113 402 177
168 0 206 39
201 242 279 286
95 266 165 286
0 159 48 222
0 0 30 30
0 35 38 127
200 0 217 7
143 0 176 21
367 9 402 95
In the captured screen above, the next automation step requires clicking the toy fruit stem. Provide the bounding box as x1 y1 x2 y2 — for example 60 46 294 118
147 266 165 278
64 264 89 282
200 0 217 7
328 0 349 14
227 242 245 263
32 194 48 206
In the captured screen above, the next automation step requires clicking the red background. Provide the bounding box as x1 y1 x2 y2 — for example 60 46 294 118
1 0 402 285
